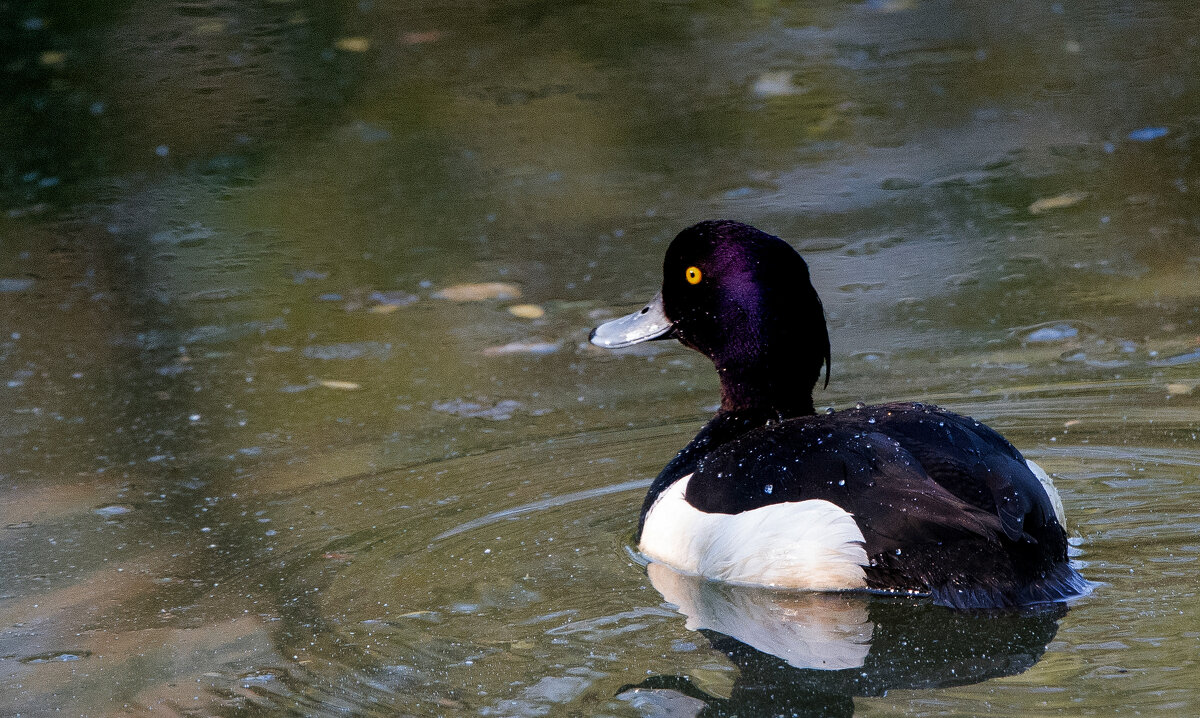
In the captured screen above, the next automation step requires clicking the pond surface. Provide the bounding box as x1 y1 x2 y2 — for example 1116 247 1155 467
2 0 1199 715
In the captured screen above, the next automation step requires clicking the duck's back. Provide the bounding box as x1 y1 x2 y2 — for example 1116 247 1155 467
639 403 1087 608
859 404 1059 521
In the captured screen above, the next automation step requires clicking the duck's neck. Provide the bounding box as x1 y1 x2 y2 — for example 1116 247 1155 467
715 358 817 417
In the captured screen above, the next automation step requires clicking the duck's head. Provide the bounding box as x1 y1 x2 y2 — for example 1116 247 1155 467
590 220 830 416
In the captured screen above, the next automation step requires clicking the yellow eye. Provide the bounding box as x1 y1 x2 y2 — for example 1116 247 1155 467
685 266 702 285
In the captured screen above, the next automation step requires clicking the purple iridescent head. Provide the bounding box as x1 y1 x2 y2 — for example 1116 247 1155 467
590 220 831 415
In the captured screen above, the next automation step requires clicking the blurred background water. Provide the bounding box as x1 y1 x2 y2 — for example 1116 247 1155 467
1 0 1198 715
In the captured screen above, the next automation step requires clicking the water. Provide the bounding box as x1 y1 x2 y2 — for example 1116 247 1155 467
2 0 1199 714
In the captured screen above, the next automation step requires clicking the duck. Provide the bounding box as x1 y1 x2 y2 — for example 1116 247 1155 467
589 220 1087 609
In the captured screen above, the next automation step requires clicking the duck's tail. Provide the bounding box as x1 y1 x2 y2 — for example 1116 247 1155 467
931 562 1092 610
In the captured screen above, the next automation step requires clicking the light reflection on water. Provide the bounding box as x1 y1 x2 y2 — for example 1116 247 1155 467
2 0 1200 714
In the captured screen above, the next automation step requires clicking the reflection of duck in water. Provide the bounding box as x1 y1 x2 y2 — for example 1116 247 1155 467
618 563 1066 717
646 563 872 671
590 221 1088 608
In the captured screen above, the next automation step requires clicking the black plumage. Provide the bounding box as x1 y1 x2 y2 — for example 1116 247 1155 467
592 220 1087 609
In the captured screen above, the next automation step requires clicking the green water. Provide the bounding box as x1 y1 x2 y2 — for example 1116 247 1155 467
2 0 1198 715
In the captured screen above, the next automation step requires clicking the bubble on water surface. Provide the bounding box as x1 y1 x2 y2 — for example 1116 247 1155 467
342 120 392 144
433 282 522 301
482 341 560 357
753 71 804 97
433 398 523 421
368 290 418 308
303 341 391 360
1028 191 1088 214
319 379 361 390
334 36 371 52
1149 349 1200 367
21 651 90 663
150 222 213 247
508 304 546 319
0 278 35 292
1021 323 1081 343
93 505 132 517
1127 126 1168 141
292 269 328 284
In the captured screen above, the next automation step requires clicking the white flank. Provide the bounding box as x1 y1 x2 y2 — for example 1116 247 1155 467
647 562 873 670
639 474 869 590
1026 459 1066 525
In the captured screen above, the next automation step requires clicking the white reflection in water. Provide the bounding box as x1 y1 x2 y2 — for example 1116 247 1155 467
647 562 873 671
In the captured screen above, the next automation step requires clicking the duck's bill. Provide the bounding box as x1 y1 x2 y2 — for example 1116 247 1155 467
589 292 674 348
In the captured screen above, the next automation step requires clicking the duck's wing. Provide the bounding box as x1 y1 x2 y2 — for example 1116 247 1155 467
856 403 1062 543
680 421 1002 542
